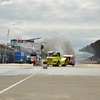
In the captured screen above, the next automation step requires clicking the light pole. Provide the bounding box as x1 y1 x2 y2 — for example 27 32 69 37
5 29 9 63
41 42 46 59
40 42 46 66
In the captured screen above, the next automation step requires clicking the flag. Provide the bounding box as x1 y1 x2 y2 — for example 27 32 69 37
7 29 10 36
18 37 21 40
25 41 35 50
16 36 21 40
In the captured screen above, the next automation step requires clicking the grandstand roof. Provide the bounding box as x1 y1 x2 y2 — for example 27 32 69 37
79 39 100 55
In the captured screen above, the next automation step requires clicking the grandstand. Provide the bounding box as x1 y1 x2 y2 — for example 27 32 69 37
79 39 100 63
0 37 42 63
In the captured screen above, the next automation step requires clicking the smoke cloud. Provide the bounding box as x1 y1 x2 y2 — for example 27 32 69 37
42 34 75 56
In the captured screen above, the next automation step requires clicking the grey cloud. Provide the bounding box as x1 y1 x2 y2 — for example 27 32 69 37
0 0 100 24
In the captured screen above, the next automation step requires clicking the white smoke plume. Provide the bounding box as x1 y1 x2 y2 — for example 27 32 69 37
42 34 75 56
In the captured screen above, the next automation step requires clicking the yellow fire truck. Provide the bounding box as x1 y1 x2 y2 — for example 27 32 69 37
46 51 61 66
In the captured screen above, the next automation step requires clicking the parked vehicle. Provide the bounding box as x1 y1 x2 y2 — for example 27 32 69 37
26 52 37 64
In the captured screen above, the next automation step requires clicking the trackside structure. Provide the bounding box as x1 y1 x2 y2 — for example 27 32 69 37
0 44 20 63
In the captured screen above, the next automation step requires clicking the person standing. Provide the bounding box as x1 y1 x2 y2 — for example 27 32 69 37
33 57 36 66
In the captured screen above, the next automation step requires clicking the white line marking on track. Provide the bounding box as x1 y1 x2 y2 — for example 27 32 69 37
0 70 42 95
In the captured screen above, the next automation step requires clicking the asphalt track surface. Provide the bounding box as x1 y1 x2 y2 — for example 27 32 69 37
0 64 100 100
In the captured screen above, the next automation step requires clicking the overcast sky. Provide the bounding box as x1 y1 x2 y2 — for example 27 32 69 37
0 0 100 54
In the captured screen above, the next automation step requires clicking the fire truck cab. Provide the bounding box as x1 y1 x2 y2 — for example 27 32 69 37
46 51 61 66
